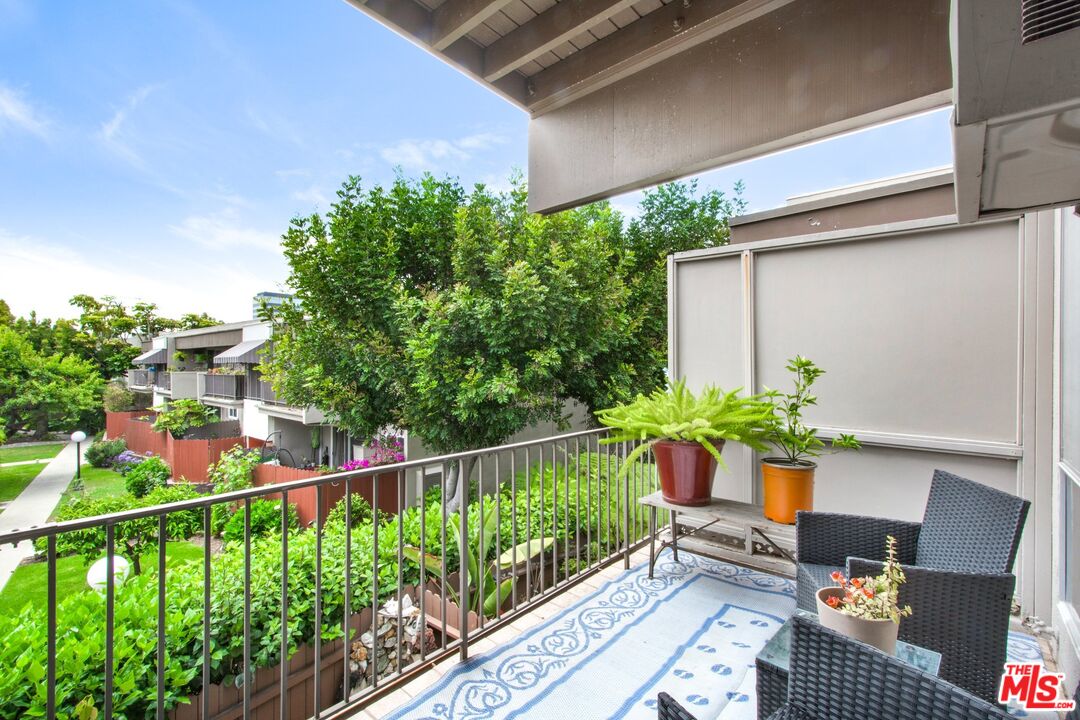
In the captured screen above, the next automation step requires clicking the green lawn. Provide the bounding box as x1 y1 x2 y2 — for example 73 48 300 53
0 442 64 464
0 463 46 502
58 465 128 504
0 541 205 615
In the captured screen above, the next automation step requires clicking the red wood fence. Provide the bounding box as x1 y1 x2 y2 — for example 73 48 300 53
105 411 255 483
252 466 400 526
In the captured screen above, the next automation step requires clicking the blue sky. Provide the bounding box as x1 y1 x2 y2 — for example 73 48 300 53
0 0 952 322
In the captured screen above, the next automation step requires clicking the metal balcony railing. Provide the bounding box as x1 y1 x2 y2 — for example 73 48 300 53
254 378 284 405
202 373 245 400
130 369 150 388
0 428 659 719
153 371 171 391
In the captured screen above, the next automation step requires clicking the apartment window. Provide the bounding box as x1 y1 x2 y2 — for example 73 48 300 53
227 407 238 420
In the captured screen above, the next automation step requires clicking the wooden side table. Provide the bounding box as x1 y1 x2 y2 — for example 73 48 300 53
638 492 797 579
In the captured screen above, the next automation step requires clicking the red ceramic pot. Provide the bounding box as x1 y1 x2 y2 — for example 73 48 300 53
652 440 723 506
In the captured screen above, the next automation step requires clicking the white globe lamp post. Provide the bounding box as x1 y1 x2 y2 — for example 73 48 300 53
70 430 87 480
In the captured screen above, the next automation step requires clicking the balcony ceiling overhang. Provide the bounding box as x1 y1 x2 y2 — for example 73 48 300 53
132 347 168 365
213 339 267 365
346 0 953 213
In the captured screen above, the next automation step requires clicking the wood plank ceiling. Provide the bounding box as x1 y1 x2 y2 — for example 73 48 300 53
346 0 791 115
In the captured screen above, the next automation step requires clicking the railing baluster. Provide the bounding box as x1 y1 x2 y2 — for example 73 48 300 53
542 444 548 595
477 456 484 630
396 469 404 677
47 535 56 720
157 514 167 720
623 442 631 569
458 468 469 662
243 497 252 718
418 468 427 662
202 506 211 720
563 440 570 583
578 436 586 574
281 490 290 720
343 480 352 702
314 484 323 718
510 449 518 612
494 452 501 621
440 462 448 651
105 524 115 720
524 446 532 602
371 475 379 690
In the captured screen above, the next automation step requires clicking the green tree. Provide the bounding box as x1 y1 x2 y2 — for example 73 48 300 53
176 311 221 330
618 180 746 389
0 299 13 326
0 326 105 438
267 174 639 508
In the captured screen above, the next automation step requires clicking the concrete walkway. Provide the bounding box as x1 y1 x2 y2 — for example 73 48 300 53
0 441 77 591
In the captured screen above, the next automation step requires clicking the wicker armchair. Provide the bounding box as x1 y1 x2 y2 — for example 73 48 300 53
657 692 699 720
771 614 1012 719
795 469 1030 703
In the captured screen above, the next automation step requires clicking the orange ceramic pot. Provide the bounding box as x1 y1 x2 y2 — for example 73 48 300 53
761 459 815 524
653 440 723 506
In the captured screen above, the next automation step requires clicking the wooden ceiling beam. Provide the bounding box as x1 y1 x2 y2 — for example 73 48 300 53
483 0 640 82
526 0 797 115
432 0 517 51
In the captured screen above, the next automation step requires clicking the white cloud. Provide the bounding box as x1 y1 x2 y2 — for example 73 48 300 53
274 168 310 180
292 185 331 208
168 207 282 252
0 228 285 322
98 85 159 168
379 132 508 173
0 82 49 139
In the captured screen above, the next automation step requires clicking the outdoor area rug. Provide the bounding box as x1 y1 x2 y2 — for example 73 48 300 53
386 552 796 720
386 552 1048 720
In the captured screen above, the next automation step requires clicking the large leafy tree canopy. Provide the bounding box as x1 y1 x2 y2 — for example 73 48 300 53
0 326 104 438
619 179 747 391
267 175 743 480
268 175 641 456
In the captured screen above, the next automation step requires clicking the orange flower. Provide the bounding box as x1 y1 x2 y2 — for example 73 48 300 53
830 570 844 583
850 577 863 589
826 595 840 608
863 588 875 598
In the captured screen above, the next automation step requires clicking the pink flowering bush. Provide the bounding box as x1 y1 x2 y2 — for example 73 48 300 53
339 432 405 472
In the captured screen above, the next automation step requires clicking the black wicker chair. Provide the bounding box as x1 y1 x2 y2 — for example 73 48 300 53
657 616 1012 720
657 692 699 720
770 614 1013 719
795 469 1030 703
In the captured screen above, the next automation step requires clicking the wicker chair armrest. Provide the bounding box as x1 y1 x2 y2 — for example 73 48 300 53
657 692 699 720
796 511 920 566
787 615 1012 719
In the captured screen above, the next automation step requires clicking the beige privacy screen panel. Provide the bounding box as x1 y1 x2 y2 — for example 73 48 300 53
1063 209 1080 471
673 254 745 393
752 222 1020 443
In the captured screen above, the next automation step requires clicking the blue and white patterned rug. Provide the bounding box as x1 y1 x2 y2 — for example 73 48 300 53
386 552 1047 720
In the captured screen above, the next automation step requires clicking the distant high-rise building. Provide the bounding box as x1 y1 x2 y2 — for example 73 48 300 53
252 291 292 319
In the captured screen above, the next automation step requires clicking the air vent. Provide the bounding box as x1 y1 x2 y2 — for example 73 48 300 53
1021 0 1080 44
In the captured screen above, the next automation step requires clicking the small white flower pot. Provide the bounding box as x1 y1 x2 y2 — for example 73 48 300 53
815 586 899 655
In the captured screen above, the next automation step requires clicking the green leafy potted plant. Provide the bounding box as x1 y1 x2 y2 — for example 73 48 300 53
760 356 860 523
816 535 912 653
595 379 774 506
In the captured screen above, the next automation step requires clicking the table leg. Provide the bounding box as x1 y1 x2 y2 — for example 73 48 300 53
671 509 679 562
648 505 657 579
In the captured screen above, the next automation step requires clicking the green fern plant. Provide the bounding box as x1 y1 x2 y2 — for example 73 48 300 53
595 379 775 476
